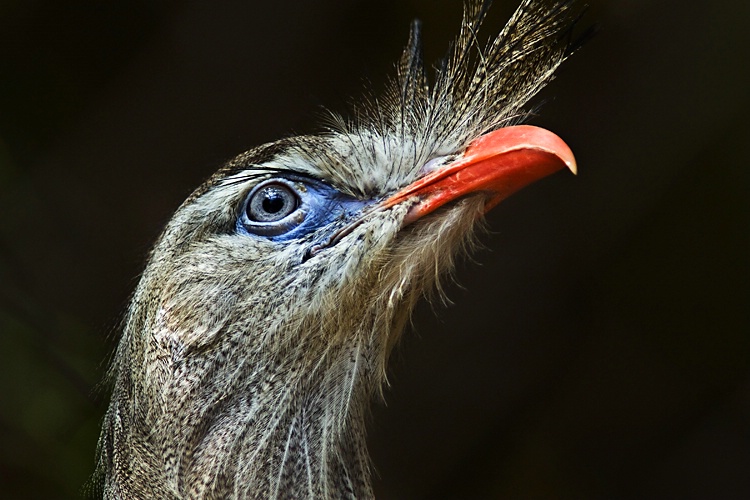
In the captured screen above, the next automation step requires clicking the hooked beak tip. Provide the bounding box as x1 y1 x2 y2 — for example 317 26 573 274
566 158 578 176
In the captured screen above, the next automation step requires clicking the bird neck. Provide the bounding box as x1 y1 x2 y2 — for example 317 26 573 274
100 322 380 498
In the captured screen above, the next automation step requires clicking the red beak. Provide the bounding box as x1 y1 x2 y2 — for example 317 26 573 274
384 125 577 224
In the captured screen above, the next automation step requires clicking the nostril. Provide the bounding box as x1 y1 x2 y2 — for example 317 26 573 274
417 155 457 177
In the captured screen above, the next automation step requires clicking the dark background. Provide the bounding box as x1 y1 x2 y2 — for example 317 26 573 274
1 0 748 498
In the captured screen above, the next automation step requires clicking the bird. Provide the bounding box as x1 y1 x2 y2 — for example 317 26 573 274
92 0 582 498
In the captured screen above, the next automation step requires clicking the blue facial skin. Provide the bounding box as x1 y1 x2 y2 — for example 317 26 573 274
236 175 373 245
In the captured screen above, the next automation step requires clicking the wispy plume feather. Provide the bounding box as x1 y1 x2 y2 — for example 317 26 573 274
359 0 584 152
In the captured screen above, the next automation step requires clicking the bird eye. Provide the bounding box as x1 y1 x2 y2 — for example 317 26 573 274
240 180 305 237
237 175 370 242
246 183 298 222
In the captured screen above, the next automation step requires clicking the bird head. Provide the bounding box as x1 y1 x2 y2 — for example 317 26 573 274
95 1 582 497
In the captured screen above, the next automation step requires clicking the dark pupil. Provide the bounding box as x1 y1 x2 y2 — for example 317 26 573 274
262 190 286 214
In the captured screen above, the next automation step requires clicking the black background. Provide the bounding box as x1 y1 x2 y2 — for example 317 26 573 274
1 1 748 498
